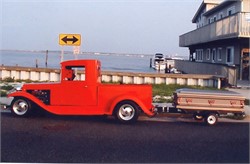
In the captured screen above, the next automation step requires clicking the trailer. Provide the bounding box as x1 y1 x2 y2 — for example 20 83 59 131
155 88 246 125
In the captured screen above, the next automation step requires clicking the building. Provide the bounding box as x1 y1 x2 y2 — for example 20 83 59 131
179 0 250 81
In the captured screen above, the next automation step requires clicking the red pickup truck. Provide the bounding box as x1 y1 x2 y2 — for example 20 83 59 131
8 60 155 123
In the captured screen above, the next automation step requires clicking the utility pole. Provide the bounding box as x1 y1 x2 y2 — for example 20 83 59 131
45 50 48 68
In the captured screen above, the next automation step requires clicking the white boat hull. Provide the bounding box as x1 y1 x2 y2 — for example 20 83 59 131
153 63 166 70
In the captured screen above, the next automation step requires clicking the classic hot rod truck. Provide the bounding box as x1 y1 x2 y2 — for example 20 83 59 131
8 60 155 123
8 59 246 125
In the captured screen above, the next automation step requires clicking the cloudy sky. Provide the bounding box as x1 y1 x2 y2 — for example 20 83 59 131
1 0 201 56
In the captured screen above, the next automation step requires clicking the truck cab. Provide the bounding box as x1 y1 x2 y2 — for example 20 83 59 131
8 60 155 123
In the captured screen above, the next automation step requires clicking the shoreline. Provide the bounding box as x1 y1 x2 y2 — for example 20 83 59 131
0 49 189 59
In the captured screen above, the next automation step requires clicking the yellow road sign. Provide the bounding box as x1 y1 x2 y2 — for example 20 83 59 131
59 34 81 46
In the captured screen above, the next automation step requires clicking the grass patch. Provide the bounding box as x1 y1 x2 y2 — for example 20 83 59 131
1 85 14 91
152 84 222 103
1 90 7 97
152 84 219 97
0 85 14 97
2 77 15 82
1 77 40 83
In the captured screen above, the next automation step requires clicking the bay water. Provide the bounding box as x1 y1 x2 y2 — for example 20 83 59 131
1 50 157 73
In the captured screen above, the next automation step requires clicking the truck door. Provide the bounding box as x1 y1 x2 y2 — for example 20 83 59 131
51 66 97 106
58 82 97 106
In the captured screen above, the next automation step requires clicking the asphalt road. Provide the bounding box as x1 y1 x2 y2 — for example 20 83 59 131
1 112 249 163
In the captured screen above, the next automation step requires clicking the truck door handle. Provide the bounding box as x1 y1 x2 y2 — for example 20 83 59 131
84 86 88 88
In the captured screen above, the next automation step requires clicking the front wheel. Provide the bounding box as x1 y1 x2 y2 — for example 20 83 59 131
114 101 140 123
205 113 218 126
11 98 32 117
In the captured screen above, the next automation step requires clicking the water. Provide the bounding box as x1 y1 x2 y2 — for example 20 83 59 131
0 50 157 73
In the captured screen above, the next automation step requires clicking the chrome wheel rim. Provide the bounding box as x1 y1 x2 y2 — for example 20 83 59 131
118 104 135 121
12 100 29 115
207 115 216 125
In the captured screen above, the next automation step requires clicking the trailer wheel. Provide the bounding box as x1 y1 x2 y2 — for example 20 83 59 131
205 113 218 126
114 101 139 123
11 98 32 117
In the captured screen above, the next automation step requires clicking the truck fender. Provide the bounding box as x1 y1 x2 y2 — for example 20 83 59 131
8 91 49 112
110 95 155 117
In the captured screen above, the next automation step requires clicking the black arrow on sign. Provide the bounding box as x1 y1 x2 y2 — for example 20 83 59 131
62 36 78 44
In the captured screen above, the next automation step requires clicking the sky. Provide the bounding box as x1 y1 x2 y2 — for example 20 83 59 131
1 0 201 56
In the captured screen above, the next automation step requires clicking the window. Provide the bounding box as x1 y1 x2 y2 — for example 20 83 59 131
64 66 86 81
213 15 217 22
212 49 216 63
195 52 198 61
201 50 203 61
219 12 223 19
208 19 211 24
217 48 222 61
210 18 214 23
196 49 203 62
226 47 234 65
227 6 235 16
206 49 210 60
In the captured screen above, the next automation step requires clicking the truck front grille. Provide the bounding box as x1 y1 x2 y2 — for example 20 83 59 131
27 90 50 105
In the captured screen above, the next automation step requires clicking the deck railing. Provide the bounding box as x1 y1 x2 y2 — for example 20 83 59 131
179 12 250 47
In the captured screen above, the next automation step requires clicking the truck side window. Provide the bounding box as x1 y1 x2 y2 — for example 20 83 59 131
64 66 85 81
65 69 75 81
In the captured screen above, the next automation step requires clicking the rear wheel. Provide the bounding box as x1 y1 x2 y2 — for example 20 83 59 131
114 101 139 123
205 113 218 126
11 98 32 117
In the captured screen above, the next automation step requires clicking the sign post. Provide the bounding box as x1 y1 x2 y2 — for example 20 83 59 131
60 46 64 62
73 46 80 60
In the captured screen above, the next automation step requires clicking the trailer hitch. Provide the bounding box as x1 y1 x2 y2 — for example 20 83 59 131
154 105 184 114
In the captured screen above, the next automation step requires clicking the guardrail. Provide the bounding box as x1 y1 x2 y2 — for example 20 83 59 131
0 66 223 88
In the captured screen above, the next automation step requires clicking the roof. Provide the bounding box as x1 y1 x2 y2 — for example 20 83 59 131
203 0 239 16
61 59 100 67
192 0 224 23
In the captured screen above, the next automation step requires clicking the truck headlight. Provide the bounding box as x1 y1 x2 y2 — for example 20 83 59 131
7 84 23 94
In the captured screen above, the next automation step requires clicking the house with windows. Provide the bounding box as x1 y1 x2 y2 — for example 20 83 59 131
179 0 250 81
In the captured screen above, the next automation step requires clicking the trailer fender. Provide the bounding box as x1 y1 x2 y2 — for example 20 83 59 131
110 95 155 117
202 111 220 117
